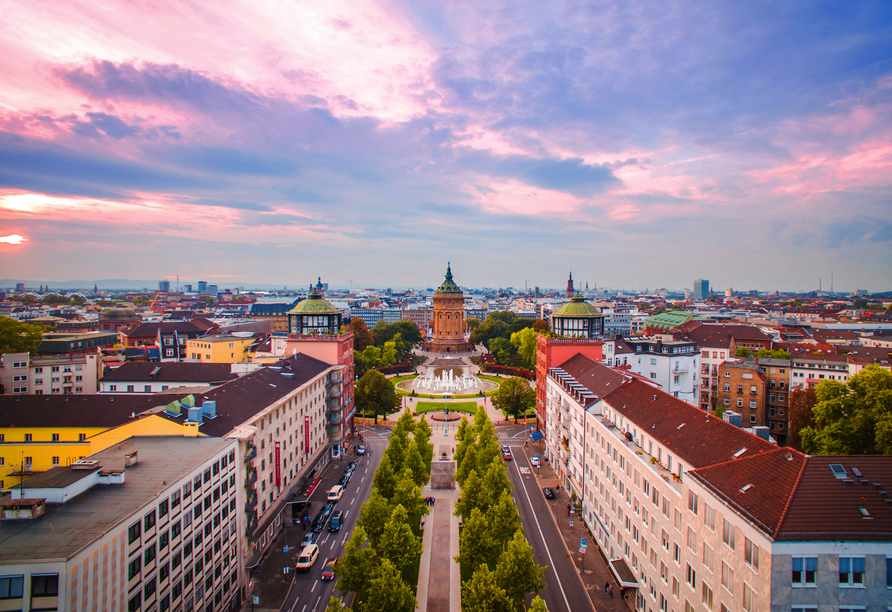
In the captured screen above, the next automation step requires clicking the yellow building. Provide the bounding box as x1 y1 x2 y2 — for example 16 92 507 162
0 394 197 490
186 335 254 362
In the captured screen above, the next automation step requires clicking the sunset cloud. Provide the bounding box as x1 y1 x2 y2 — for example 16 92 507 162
0 0 890 291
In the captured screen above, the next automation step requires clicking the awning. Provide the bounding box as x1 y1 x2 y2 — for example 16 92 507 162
608 558 639 588
245 551 262 570
530 430 544 441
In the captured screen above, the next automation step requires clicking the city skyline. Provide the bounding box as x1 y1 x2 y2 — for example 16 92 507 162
1 1 891 291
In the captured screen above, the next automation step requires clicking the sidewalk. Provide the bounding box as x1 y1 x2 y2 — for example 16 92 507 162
521 444 634 612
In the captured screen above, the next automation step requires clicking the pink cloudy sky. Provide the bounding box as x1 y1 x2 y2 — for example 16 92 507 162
1 0 890 292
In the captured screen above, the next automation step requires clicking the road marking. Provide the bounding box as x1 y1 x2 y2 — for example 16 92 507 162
311 580 317 592
511 431 528 438
350 496 356 506
512 460 573 612
519 467 531 474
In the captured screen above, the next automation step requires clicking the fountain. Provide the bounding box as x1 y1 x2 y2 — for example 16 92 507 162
396 361 499 396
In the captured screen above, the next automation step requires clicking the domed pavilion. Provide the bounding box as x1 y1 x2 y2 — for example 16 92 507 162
550 293 604 338
287 288 343 335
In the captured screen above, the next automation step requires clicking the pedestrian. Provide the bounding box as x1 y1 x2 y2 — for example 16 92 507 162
567 504 571 516
609 584 613 598
604 582 609 595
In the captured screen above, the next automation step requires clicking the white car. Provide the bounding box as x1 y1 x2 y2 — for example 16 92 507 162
327 485 344 503
530 456 541 468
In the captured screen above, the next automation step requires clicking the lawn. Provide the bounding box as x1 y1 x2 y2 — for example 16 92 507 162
389 374 418 384
414 401 479 415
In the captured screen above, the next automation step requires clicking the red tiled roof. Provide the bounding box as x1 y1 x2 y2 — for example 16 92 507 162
845 347 892 365
775 456 892 541
602 379 777 470
677 323 772 348
558 353 627 399
689 448 806 536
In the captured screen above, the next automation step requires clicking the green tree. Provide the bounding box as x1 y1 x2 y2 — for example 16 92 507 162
461 565 512 612
456 507 498 571
356 370 400 424
494 531 545 611
359 487 392 546
413 416 434 468
348 317 375 352
799 366 892 455
324 596 343 612
392 470 428 525
363 558 416 612
735 347 753 357
489 337 517 365
487 490 522 548
455 446 478 488
482 462 513 510
532 319 550 333
465 317 480 332
454 417 472 467
0 316 44 354
510 328 539 367
390 320 422 347
378 504 422 573
381 340 399 366
335 524 375 594
528 596 549 612
454 469 483 518
385 430 408 475
788 387 818 451
755 348 791 359
373 454 398 500
492 377 536 423
404 442 429 487
394 410 417 436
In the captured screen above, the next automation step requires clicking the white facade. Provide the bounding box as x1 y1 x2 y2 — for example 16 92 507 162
0 351 100 395
791 357 849 389
699 347 731 411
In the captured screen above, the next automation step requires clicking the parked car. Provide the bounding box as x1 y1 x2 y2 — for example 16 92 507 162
357 445 366 456
328 510 343 532
300 532 315 547
337 473 349 487
295 544 319 572
312 504 334 532
327 485 344 503
543 487 555 500
530 456 541 468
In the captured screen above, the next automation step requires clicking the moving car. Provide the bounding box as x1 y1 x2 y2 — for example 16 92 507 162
327 485 344 503
300 533 315 547
321 558 338 581
295 544 319 572
502 448 513 461
530 456 541 468
543 487 555 500
357 445 366 456
328 510 343 532
312 504 334 532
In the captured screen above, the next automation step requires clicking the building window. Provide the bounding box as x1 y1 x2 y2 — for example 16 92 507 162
145 510 156 531
839 557 864 586
744 537 759 571
24 434 32 442
52 456 59 465
792 557 817 585
128 521 141 544
30 574 59 597
722 518 735 550
78 433 86 442
0 575 24 599
686 563 697 589
144 543 156 565
700 582 714 608
128 592 141 612
721 561 733 592
129 557 141 580
742 583 756 611
144 577 156 599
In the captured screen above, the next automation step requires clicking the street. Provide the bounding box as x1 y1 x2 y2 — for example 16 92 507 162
500 426 595 612
279 428 389 612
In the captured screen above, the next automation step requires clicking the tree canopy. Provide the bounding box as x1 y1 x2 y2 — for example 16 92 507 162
378 504 422 573
492 377 536 423
0 316 43 355
461 565 512 612
510 328 539 367
356 370 400 424
799 366 892 455
363 559 416 612
348 317 375 352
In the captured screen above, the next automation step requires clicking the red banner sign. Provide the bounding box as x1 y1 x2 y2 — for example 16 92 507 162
274 441 281 488
304 416 310 455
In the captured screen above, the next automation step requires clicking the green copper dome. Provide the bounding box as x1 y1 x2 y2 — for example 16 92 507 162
435 262 462 294
287 288 341 314
553 293 600 317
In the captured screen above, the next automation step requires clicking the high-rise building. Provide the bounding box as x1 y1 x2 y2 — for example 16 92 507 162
158 280 170 292
197 280 208 294
693 278 710 300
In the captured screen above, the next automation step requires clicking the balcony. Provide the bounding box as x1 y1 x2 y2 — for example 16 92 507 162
246 519 258 537
329 390 343 399
327 376 343 387
329 415 344 427
245 495 257 511
673 363 688 373
245 445 257 462
245 470 257 487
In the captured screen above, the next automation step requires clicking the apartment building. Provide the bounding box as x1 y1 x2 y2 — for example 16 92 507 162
1 351 102 395
608 337 700 406
758 358 792 445
0 436 240 612
715 361 767 428
186 336 254 363
543 355 892 612
791 353 850 389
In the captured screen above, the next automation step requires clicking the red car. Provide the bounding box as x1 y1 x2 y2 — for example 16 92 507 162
321 558 337 581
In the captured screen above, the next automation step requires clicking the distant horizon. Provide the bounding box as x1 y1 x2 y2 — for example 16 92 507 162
1 277 887 297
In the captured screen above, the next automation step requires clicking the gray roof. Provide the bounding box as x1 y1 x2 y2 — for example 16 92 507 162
100 361 235 383
0 436 234 564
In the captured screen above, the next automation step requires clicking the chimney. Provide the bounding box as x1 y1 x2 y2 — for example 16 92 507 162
202 400 217 419
125 451 138 467
751 426 770 441
723 411 743 427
